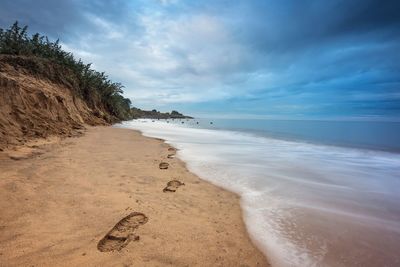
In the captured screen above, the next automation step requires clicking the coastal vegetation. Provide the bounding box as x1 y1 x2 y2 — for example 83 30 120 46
0 21 132 121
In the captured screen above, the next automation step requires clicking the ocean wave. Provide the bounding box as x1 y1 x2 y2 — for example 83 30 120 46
118 119 400 267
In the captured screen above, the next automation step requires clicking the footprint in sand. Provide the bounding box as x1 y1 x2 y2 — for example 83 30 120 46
167 154 175 159
159 162 169 169
97 212 148 252
163 180 185 193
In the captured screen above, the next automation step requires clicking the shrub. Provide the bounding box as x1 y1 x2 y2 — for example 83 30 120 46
0 21 133 121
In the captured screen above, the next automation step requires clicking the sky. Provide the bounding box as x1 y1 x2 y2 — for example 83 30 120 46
1 0 399 119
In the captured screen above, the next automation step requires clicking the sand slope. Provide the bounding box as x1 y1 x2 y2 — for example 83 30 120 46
0 55 110 151
0 127 268 266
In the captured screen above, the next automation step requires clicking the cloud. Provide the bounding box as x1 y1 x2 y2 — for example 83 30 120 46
0 0 399 118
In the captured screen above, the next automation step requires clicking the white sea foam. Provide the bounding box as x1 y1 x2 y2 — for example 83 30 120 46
117 119 400 267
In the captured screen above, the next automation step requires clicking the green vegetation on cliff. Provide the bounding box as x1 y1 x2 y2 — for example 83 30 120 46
0 22 132 121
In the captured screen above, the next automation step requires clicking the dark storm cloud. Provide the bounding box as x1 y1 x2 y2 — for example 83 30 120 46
0 0 139 40
0 0 83 39
229 0 400 51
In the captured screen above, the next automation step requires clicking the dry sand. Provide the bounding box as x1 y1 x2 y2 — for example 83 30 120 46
0 126 268 266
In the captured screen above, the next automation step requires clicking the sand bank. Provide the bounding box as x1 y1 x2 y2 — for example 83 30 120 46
0 126 268 266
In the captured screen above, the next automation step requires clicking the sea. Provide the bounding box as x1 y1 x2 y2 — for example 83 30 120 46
117 118 400 267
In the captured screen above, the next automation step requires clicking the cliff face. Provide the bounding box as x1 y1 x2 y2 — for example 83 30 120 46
0 55 110 150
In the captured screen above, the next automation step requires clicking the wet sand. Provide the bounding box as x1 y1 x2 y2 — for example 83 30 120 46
0 126 268 266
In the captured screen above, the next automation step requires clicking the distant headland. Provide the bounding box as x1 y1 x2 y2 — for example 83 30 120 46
131 108 193 119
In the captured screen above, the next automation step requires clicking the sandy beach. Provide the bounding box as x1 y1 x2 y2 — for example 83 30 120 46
0 126 268 266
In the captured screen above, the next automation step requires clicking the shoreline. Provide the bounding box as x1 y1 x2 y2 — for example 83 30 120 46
127 119 400 267
0 126 269 266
